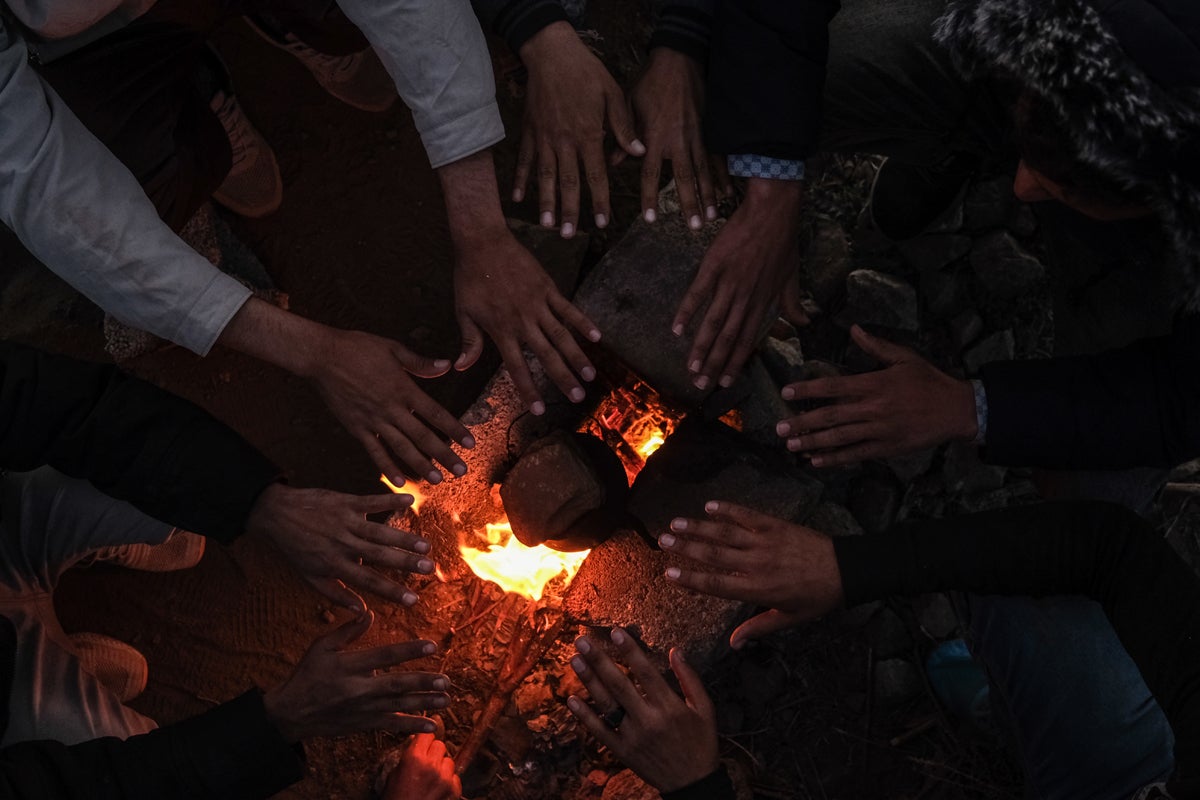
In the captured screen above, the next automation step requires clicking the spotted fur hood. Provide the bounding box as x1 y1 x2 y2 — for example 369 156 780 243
934 0 1200 304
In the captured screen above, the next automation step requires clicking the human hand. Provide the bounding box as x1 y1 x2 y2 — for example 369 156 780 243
659 501 844 649
673 178 804 390
621 48 727 229
453 230 601 414
383 732 462 800
247 484 435 613
263 612 448 742
776 325 977 468
566 629 718 793
307 328 473 487
516 21 645 237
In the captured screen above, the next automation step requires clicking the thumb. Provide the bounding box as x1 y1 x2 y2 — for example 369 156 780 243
393 344 451 379
669 648 714 719
606 88 645 157
730 609 805 650
319 608 374 651
850 324 909 366
455 314 485 372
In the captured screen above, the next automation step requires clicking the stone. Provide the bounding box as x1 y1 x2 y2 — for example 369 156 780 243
847 471 903 536
920 267 969 318
1009 203 1038 238
964 176 1015 231
761 336 806 388
873 658 923 705
886 449 935 483
897 235 972 273
803 501 863 538
732 356 796 450
500 431 608 547
841 269 919 331
602 769 659 800
575 216 721 406
969 231 1046 301
866 607 912 658
739 655 791 717
804 218 853 310
949 309 984 350
942 441 1007 495
925 191 966 233
963 329 1015 374
917 593 960 639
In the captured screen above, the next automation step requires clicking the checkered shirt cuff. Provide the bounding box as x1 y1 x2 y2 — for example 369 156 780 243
970 379 989 445
727 154 805 181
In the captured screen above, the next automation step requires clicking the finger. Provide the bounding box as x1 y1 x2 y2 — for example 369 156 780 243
355 535 435 576
384 713 438 736
704 500 795 533
368 691 450 714
671 264 716 340
513 128 535 203
537 141 558 228
697 298 749 389
809 442 888 469
605 86 645 158
693 145 718 222
712 154 733 197
525 326 584 405
776 401 872 439
405 394 474 453
567 694 622 751
731 609 806 650
664 514 756 549
408 730 435 758
718 304 768 388
454 314 485 372
671 150 703 231
319 609 374 652
497 336 544 415
345 639 439 673
574 636 648 715
377 425 439 487
351 518 431 557
780 375 865 403
538 311 594 395
582 141 611 229
685 288 735 389
360 434 407 494
437 756 457 796
427 737 447 762
308 577 368 615
609 628 673 699
549 292 602 347
393 345 452 379
788 423 881 456
664 564 751 602
669 648 714 719
392 412 465 483
568 651 619 713
557 146 581 239
339 562 420 607
850 323 911 365
640 147 663 223
354 492 415 517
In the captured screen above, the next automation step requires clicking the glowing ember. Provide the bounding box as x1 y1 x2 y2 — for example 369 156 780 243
637 432 666 458
459 519 589 601
379 474 427 514
580 381 685 483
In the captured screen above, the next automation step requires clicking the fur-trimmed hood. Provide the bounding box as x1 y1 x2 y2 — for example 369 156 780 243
934 0 1200 304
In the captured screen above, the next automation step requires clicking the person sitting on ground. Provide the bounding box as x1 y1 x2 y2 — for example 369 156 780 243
0 0 604 488
0 340 452 796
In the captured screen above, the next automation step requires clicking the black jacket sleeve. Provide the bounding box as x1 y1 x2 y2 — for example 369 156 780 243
834 501 1200 795
979 313 1200 469
661 764 736 800
0 682 305 799
471 0 569 54
649 2 715 63
704 0 840 159
0 343 278 544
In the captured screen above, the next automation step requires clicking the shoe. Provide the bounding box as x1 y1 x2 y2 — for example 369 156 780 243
84 529 206 572
210 86 284 218
245 14 397 113
867 153 978 241
71 633 148 703
925 639 993 731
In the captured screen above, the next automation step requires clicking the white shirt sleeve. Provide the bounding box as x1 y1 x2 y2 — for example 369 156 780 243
336 0 506 169
0 21 250 356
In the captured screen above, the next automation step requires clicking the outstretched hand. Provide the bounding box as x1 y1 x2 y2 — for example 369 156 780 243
263 612 448 742
247 484 435 613
659 501 844 649
515 21 645 237
566 629 719 793
776 325 977 467
673 178 804 390
383 733 462 800
453 230 600 414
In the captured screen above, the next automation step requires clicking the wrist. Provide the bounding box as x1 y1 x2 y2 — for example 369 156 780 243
246 482 287 541
262 686 303 744
517 20 578 67
437 150 509 253
951 378 980 442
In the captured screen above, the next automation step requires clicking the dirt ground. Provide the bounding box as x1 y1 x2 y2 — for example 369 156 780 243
1 6 1073 800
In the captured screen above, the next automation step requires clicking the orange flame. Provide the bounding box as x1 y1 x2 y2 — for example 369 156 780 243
379 474 427 515
459 519 589 602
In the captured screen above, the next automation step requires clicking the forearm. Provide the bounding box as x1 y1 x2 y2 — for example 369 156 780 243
216 296 331 379
437 149 510 253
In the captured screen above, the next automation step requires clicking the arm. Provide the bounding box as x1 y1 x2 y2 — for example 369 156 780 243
979 313 1200 469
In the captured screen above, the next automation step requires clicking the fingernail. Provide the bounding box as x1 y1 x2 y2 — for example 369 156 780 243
392 475 407 487
694 375 710 390
426 470 443 485
531 401 546 416
666 567 681 580
644 208 657 223
461 435 476 449
513 188 524 202
423 642 437 655
403 592 419 606
433 696 449 708
423 720 436 732
688 359 701 373
541 211 554 227
570 656 588 674
731 638 744 651
631 139 647 156
719 374 734 388
689 215 702 230
706 205 718 221
569 387 585 402
452 463 467 477
433 677 448 690
588 329 602 343
454 353 468 370
782 386 796 400
418 558 435 573
575 637 592 654
595 213 608 228
581 366 596 382
670 518 687 532
610 628 626 645
672 323 684 337
561 222 575 238
659 533 676 548
776 422 791 436
788 437 803 452
433 359 451 371
811 456 826 467
567 696 582 712
705 500 719 514
414 538 431 554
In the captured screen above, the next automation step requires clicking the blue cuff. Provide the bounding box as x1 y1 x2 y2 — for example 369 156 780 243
727 154 805 181
970 379 988 445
